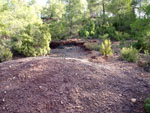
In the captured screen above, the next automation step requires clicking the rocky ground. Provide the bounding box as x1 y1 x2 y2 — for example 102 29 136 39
0 40 150 113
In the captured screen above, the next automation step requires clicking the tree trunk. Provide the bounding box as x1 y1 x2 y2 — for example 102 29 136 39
102 0 105 25
70 19 73 36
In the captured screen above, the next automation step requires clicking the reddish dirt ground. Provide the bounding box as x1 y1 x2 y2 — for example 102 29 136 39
0 53 150 113
0 39 150 113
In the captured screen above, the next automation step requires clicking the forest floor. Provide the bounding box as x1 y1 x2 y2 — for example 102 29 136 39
0 39 150 113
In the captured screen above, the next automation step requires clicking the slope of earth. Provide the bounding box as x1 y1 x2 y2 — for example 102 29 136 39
0 55 150 113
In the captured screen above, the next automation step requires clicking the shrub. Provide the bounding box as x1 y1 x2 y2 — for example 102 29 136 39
0 45 13 62
85 31 89 37
79 29 85 37
100 40 113 56
98 33 109 39
49 20 68 41
86 43 101 51
122 33 130 39
134 35 150 53
145 98 150 113
79 30 89 38
120 39 134 49
115 31 122 41
107 26 116 39
12 24 51 57
79 20 96 38
90 31 95 36
120 47 139 62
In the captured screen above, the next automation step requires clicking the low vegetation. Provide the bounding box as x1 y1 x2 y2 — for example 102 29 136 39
0 45 12 62
85 43 101 51
100 40 113 57
145 98 150 113
120 47 139 62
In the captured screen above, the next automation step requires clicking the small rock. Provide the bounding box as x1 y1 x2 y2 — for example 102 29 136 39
104 74 107 76
39 86 42 89
60 101 63 104
119 94 122 97
131 98 136 103
2 99 5 102
60 92 63 95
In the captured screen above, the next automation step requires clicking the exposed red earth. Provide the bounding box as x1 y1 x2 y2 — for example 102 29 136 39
0 39 150 113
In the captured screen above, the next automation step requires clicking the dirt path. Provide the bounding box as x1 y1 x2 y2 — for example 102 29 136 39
50 45 90 59
0 45 150 113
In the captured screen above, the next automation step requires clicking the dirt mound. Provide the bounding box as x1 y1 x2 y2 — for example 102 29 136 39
0 57 150 113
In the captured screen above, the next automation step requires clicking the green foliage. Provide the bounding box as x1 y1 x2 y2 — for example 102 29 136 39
96 23 116 40
120 47 138 62
86 43 101 51
106 26 117 39
107 0 133 15
123 32 130 39
42 0 65 20
143 51 150 72
114 31 122 41
144 50 150 56
49 20 68 40
114 31 129 41
131 4 150 53
119 39 133 49
100 40 113 56
85 31 90 37
65 0 86 35
0 0 42 37
98 33 109 39
12 24 51 57
133 34 150 53
79 20 96 38
0 0 149 63
0 45 13 62
145 98 150 113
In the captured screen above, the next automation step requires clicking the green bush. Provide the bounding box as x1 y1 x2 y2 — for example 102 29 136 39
145 98 150 113
122 33 130 39
120 47 139 62
115 31 122 41
107 26 116 39
49 20 68 41
98 33 109 39
12 24 51 57
78 29 85 37
79 20 130 41
79 30 89 38
90 31 95 36
79 20 96 38
85 31 90 37
0 45 13 62
134 35 150 53
120 39 134 49
100 40 113 56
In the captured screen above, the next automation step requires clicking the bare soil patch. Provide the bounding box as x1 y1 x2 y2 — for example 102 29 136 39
0 55 150 113
0 39 150 113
